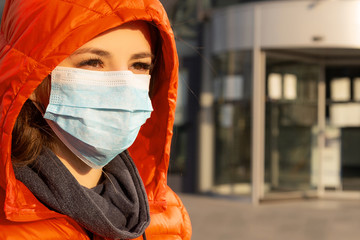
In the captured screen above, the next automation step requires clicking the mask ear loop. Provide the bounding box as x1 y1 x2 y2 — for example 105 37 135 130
31 101 45 116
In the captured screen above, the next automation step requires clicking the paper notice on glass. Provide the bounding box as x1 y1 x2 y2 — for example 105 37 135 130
268 73 282 100
331 77 350 101
283 73 297 100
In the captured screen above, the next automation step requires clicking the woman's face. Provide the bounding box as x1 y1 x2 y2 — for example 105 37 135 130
59 21 153 74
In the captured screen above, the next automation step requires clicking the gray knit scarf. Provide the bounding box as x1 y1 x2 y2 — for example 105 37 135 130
14 148 150 239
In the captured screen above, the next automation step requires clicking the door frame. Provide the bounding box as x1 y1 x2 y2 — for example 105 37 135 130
258 49 360 202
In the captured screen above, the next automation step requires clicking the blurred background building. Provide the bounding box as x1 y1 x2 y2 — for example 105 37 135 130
162 0 360 204
1 0 360 205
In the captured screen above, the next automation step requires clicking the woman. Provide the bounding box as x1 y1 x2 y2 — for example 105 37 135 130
0 0 192 239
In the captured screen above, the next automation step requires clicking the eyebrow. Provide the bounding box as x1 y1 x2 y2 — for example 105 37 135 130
71 47 111 57
71 48 154 60
130 52 154 61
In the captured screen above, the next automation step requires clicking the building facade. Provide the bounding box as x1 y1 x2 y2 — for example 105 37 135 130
167 0 360 204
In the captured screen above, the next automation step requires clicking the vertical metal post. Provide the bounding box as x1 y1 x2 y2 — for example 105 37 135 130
198 18 215 193
317 64 326 197
251 5 265 205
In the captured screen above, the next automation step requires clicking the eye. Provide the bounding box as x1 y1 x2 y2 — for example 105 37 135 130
77 58 104 69
130 62 152 73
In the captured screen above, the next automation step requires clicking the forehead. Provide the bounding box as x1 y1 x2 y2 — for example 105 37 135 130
78 21 152 53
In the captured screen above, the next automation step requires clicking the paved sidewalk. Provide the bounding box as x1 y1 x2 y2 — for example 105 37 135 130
178 194 360 240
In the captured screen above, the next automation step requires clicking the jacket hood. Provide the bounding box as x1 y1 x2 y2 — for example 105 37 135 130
0 0 178 222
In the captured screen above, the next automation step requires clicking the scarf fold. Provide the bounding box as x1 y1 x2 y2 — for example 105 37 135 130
14 149 150 239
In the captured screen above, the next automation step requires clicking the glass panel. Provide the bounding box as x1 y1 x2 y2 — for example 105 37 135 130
213 51 252 194
341 128 360 190
325 66 360 191
170 70 189 174
264 57 320 193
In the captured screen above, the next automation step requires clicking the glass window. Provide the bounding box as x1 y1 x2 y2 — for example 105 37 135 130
212 50 252 194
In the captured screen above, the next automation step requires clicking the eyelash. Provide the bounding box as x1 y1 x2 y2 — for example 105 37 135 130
131 62 152 71
77 57 104 68
76 58 153 72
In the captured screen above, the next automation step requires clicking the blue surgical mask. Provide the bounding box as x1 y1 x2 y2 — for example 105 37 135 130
44 66 153 168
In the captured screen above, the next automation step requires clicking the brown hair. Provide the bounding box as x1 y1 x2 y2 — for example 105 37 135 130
11 77 56 167
11 21 162 167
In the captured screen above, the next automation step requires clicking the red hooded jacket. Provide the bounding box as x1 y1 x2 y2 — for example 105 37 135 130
0 0 192 239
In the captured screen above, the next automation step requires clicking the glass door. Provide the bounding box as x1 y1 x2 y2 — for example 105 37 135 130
264 53 321 198
325 66 360 192
262 50 360 200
